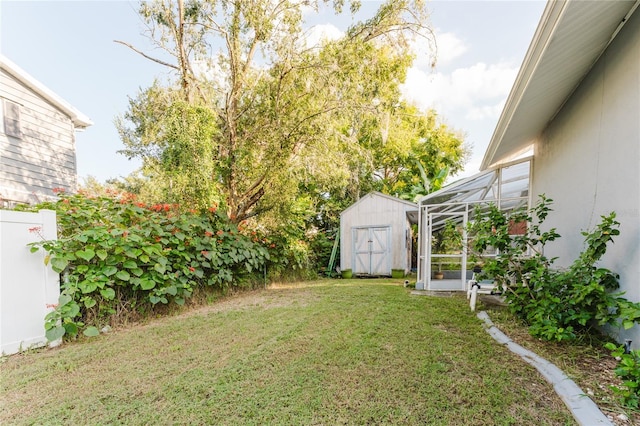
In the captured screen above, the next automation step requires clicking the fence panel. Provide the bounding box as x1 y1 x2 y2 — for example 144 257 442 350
0 209 59 355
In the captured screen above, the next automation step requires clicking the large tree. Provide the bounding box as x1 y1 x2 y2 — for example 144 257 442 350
360 104 468 201
116 0 443 221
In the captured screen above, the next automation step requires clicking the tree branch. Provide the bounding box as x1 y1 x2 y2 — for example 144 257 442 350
114 40 180 70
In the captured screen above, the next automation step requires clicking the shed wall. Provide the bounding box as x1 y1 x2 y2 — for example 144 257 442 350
532 9 640 341
0 68 77 204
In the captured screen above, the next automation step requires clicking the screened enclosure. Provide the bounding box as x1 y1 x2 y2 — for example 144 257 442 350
416 157 532 291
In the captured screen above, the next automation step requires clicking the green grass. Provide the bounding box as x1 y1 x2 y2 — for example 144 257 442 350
1 279 575 425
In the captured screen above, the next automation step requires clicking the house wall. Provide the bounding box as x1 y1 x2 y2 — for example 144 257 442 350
340 193 415 275
533 9 640 341
0 68 77 205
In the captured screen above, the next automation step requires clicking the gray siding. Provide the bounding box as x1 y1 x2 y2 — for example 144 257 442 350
0 68 77 204
533 9 640 341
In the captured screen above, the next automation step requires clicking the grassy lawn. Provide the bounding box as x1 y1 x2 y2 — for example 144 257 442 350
1 279 575 425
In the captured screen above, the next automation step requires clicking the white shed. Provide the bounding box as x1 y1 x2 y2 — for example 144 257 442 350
340 192 417 277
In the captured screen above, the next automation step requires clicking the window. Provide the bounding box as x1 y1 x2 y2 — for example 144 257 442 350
1 99 22 139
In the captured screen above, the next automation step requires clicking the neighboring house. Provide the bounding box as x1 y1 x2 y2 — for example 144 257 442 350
340 192 418 277
0 54 92 206
482 1 639 341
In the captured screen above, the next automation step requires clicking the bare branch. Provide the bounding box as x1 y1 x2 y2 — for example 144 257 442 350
114 40 180 70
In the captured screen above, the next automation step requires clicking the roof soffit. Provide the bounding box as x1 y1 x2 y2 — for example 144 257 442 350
481 0 638 170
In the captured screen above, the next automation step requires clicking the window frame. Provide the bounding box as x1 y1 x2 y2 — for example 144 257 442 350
1 99 22 139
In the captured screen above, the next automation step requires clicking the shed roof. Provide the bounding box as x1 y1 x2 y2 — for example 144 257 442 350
341 191 418 223
481 0 639 170
0 54 93 129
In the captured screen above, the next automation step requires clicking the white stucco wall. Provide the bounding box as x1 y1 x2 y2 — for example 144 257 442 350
533 9 640 342
340 193 415 275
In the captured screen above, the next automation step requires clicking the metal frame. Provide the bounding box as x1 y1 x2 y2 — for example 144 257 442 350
424 210 468 291
416 157 533 291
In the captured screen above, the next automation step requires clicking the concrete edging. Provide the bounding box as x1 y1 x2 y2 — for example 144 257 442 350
477 311 613 426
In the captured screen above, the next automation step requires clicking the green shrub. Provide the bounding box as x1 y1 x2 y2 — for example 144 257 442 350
605 342 640 409
468 195 640 341
308 230 338 275
26 191 269 340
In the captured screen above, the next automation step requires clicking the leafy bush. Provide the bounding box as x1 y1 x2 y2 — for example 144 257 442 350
257 199 332 281
605 342 640 409
308 230 338 276
468 195 640 341
25 191 269 340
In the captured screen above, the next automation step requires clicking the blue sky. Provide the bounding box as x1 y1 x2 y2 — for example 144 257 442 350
0 0 546 183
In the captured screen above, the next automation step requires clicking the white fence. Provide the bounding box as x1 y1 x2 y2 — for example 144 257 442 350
0 209 59 355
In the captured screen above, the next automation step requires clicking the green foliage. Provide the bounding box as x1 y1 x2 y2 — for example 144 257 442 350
605 342 640 409
27 191 269 340
255 196 328 281
114 0 467 270
117 0 455 226
44 293 81 341
432 218 463 255
469 195 640 341
355 106 467 202
117 90 221 210
155 101 220 209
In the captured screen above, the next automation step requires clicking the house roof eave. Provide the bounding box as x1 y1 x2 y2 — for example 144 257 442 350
0 54 93 129
481 0 639 170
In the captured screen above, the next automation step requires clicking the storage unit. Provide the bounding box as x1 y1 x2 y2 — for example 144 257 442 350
340 192 417 277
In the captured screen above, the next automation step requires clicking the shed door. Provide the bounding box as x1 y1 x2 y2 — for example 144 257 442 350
353 226 391 275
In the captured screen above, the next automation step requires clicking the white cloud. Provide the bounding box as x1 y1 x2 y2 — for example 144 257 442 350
451 157 483 181
400 61 520 178
433 32 467 67
304 23 344 49
466 99 506 121
410 30 466 70
400 61 518 121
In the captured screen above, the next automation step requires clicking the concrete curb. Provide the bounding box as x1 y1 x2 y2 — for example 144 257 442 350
477 311 613 426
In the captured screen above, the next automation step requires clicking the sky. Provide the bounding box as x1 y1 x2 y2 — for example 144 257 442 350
0 0 546 184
